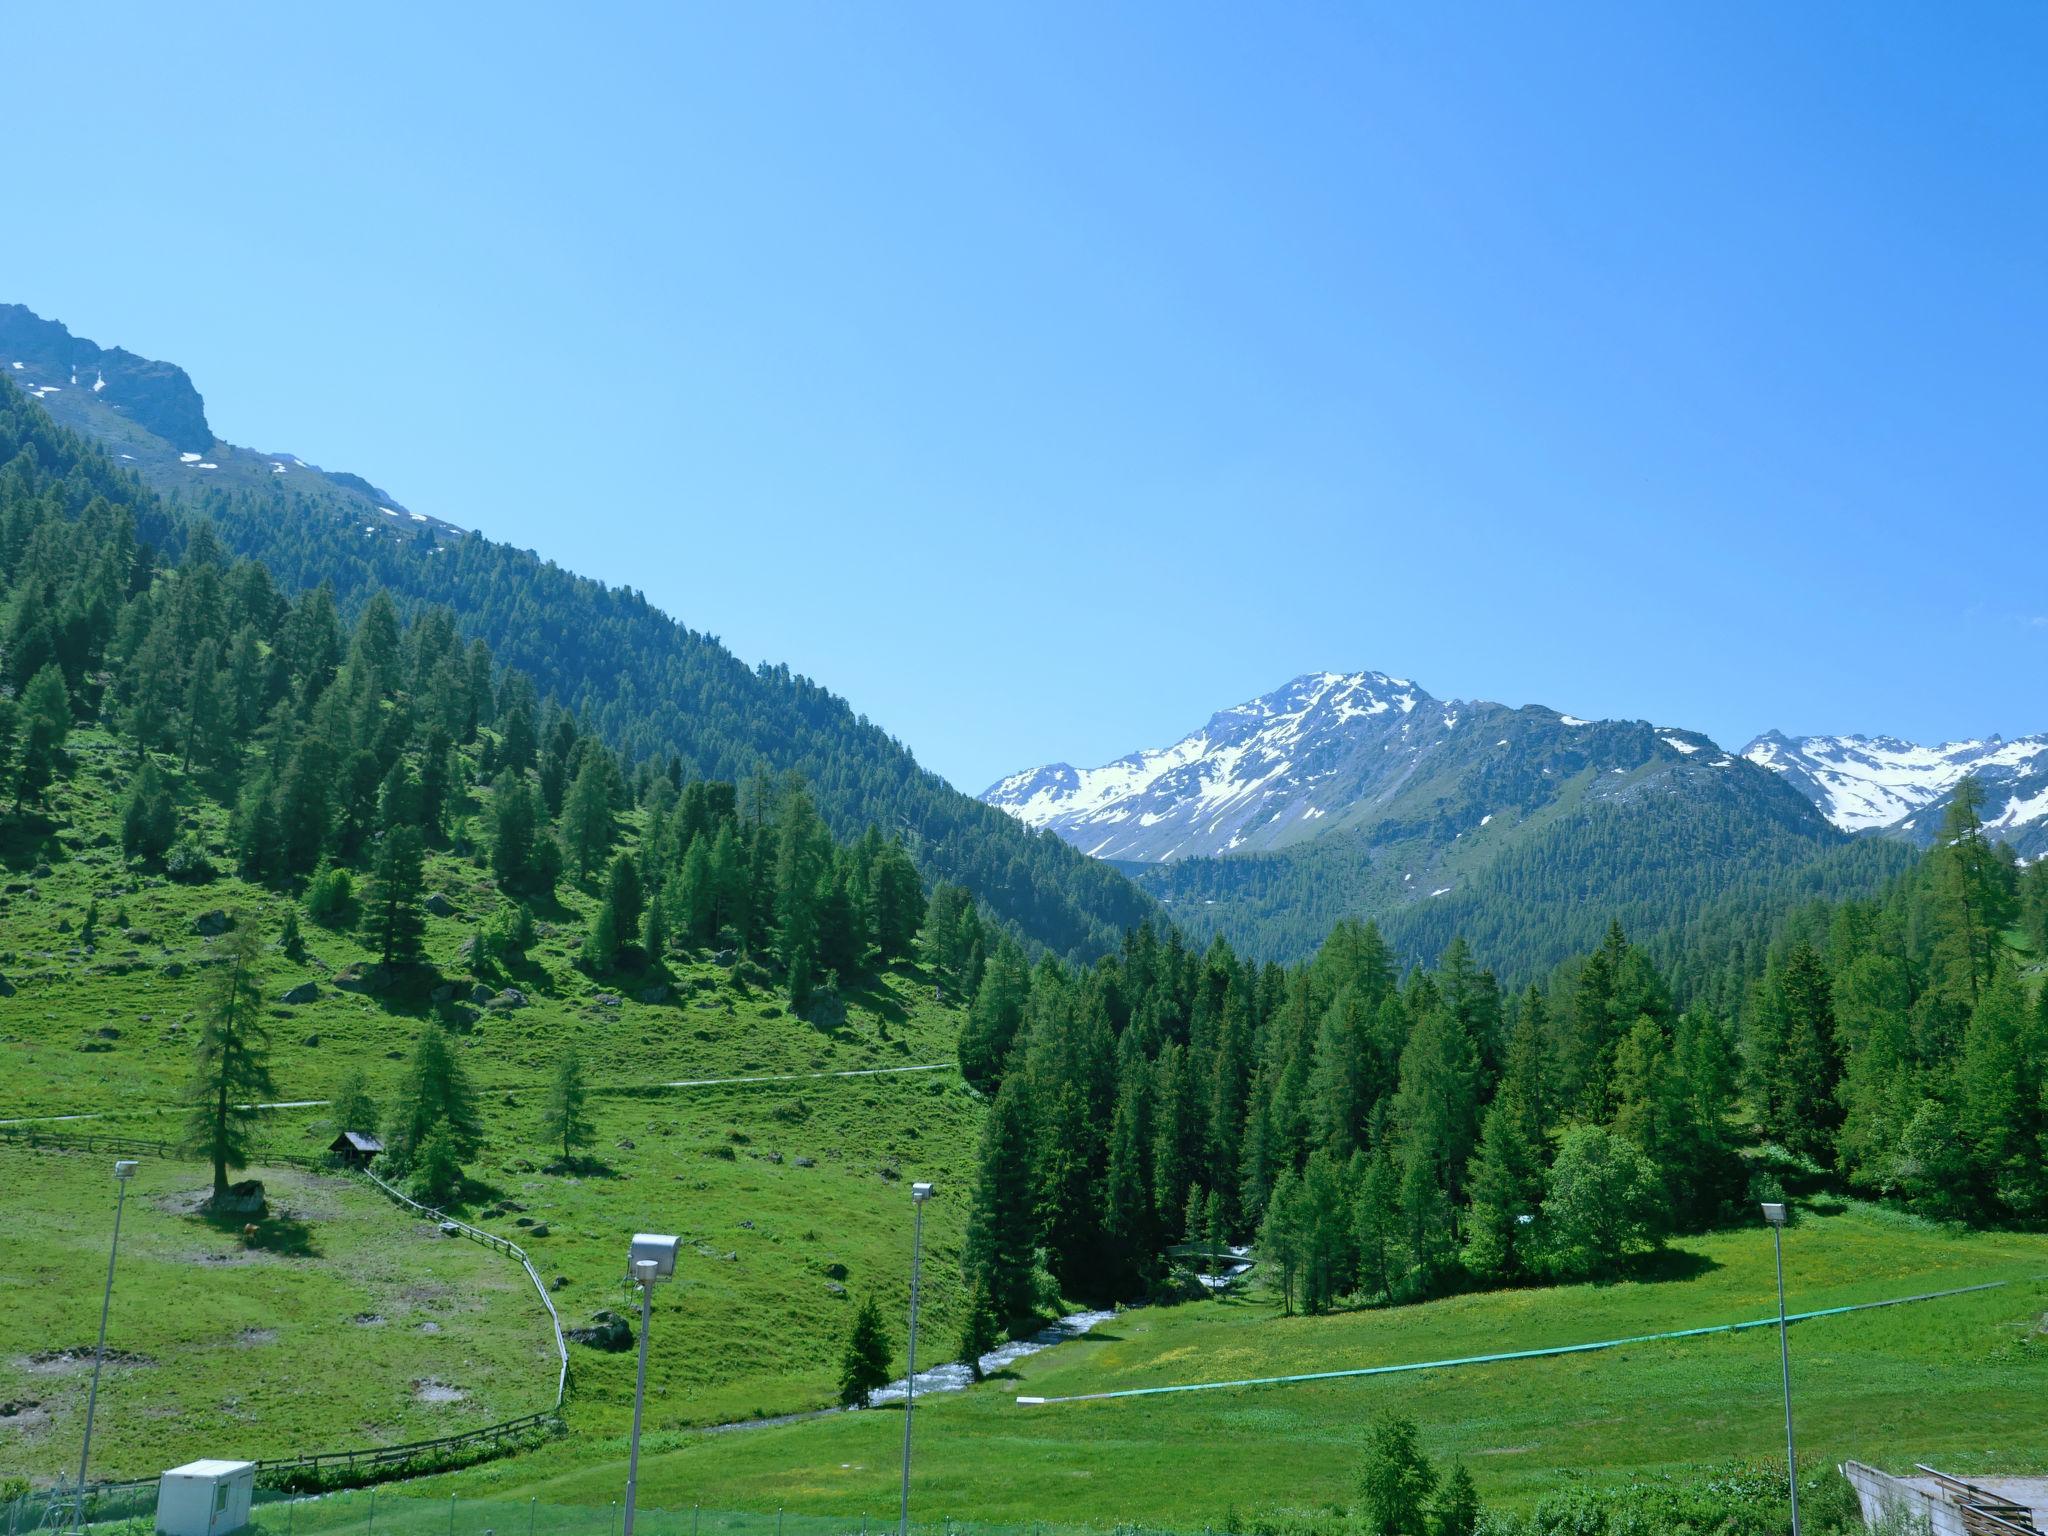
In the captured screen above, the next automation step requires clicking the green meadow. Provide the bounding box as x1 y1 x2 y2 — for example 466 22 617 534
0 1147 555 1483
428 1204 2048 1524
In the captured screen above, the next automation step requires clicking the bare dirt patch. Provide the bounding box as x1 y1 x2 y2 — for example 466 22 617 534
411 1378 466 1404
235 1328 279 1348
20 1347 153 1374
0 1398 50 1434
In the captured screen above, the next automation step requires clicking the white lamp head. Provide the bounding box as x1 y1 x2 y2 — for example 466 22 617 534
1761 1202 1788 1227
629 1233 681 1280
911 1181 934 1203
113 1160 139 1181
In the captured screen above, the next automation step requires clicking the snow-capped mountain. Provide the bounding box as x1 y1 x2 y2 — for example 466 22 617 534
982 670 1768 864
1742 730 2048 856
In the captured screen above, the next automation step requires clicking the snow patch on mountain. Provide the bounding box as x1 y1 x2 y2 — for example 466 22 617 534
1743 730 2048 848
983 671 1738 864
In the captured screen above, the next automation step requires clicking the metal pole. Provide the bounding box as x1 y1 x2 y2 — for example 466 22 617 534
73 1170 131 1531
1774 1222 1802 1536
898 1197 926 1536
451 1495 458 1536
369 1487 377 1536
530 1499 537 1536
622 1271 655 1536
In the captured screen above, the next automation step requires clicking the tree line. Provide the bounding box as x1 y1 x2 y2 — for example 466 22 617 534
955 781 2046 1326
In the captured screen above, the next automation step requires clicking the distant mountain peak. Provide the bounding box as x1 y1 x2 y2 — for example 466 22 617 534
3 299 461 537
983 670 1759 864
0 302 213 452
1742 728 2048 853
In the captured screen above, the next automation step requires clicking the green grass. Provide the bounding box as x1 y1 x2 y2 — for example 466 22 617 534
425 1205 2048 1525
1 725 986 1484
1 733 966 1122
0 1147 557 1483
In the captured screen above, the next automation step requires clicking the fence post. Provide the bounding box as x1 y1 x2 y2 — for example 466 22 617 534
777 1512 783 1536
286 1496 294 1536
369 1486 377 1536
451 1494 458 1536
691 1509 698 1536
529 1498 537 1536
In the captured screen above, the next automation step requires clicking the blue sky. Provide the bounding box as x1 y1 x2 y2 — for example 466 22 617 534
9 4 2044 792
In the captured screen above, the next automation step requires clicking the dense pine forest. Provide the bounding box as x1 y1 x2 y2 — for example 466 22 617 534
956 793 2047 1324
0 384 953 1189
0 368 1152 963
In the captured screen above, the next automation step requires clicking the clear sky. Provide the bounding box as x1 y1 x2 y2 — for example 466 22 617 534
9 4 2044 793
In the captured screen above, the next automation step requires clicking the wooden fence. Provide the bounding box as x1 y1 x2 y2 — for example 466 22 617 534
0 1126 570 1501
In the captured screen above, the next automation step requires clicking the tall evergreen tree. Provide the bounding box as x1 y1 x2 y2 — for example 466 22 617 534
182 920 276 1203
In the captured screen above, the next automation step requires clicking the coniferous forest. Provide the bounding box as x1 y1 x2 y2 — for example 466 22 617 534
954 792 2048 1325
5 367 2047 1338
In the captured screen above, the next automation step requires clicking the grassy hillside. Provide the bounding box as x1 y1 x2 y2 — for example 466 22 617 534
1 721 989 1485
432 1204 2048 1523
0 1147 557 1483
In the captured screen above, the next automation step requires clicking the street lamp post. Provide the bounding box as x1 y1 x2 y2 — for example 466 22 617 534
1762 1202 1800 1536
622 1234 680 1536
898 1182 934 1536
72 1159 139 1531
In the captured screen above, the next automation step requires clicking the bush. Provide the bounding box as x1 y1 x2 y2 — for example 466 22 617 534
1538 1125 1663 1282
305 861 354 925
166 832 215 883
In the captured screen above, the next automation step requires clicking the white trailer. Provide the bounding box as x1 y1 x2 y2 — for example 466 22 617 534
155 1460 255 1536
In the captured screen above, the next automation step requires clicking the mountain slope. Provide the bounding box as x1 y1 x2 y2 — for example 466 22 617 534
1743 729 2048 859
0 303 464 539
986 669 1862 976
2 302 1156 961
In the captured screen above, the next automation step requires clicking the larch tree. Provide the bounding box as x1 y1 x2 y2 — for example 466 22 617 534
183 919 277 1204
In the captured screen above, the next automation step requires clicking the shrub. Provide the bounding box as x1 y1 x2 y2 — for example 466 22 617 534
305 861 353 925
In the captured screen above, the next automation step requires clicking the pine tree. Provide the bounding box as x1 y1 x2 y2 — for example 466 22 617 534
958 940 1030 1091
541 1050 596 1166
1772 942 1842 1160
120 758 178 863
182 920 277 1204
389 1023 483 1165
492 774 538 890
837 1294 893 1408
580 901 621 974
1353 1143 1402 1303
366 825 427 967
957 1280 1001 1381
1357 1412 1438 1536
1959 968 2045 1217
560 751 616 879
12 664 69 808
962 1082 1039 1330
1259 1167 1308 1314
1930 778 2015 1007
1430 1460 1482 1536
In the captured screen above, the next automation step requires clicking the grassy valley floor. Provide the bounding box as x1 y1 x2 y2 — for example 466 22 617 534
427 1205 2048 1524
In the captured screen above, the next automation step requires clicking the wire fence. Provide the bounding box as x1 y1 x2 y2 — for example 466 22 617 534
0 1132 569 1501
0 1490 1176 1536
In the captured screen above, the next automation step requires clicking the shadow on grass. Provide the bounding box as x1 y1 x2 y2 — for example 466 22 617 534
200 1206 320 1258
1625 1246 1722 1284
542 1155 620 1179
0 810 60 870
